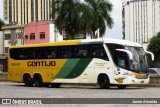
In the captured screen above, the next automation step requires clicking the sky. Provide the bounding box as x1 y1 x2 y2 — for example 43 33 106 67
105 0 122 39
0 0 122 39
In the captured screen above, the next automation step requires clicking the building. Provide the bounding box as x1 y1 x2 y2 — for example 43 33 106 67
3 0 52 24
24 20 63 45
0 31 3 55
1 25 25 54
122 0 160 46
0 31 7 73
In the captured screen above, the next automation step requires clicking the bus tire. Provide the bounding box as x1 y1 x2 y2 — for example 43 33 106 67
23 74 33 87
117 85 127 89
33 74 43 87
51 83 62 88
98 74 110 89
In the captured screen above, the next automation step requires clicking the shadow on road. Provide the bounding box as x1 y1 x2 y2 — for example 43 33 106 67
10 83 146 90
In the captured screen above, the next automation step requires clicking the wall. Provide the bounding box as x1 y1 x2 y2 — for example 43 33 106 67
24 21 50 44
0 31 3 54
24 21 63 44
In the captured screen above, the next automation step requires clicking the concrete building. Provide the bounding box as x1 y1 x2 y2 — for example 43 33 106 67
1 25 25 54
3 0 52 24
1 21 63 54
24 20 63 45
0 31 3 55
122 0 160 46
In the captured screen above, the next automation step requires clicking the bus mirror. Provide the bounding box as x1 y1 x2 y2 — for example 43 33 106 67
116 49 133 60
145 51 154 61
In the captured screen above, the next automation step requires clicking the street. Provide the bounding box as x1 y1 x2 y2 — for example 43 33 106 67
0 82 160 107
0 82 160 98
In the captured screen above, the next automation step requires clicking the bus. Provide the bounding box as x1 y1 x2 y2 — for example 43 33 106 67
8 38 154 89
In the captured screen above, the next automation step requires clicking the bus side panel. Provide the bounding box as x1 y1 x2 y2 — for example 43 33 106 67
52 58 114 84
8 59 68 83
8 60 34 82
93 58 114 84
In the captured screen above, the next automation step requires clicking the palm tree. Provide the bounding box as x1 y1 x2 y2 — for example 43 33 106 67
52 0 82 39
84 0 113 38
52 0 113 39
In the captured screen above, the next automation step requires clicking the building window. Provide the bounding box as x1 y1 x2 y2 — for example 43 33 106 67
31 0 34 21
35 0 38 21
30 33 35 40
5 34 11 40
16 33 22 39
4 47 9 53
40 32 45 39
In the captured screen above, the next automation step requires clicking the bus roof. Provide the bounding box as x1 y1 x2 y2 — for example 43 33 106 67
10 38 142 48
103 38 142 47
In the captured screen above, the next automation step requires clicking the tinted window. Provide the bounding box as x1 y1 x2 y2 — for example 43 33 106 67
90 44 109 61
9 47 57 60
106 44 129 69
58 46 72 58
9 44 109 60
72 45 88 58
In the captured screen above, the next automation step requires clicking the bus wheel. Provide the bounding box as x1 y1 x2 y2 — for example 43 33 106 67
33 74 43 87
98 74 110 89
117 85 127 89
51 83 62 88
23 74 33 87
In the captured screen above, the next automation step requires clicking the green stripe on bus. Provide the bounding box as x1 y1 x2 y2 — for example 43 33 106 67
65 58 92 78
54 59 80 78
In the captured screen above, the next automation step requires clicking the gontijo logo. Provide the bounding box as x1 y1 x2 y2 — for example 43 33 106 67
27 61 56 67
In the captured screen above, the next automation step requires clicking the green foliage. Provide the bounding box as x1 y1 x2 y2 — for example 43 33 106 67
51 0 113 39
0 19 5 30
147 32 160 65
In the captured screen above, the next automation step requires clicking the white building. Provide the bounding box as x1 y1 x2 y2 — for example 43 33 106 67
0 31 3 54
122 0 160 47
1 25 25 54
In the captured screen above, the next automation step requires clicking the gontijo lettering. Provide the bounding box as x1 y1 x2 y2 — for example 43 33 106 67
27 61 56 67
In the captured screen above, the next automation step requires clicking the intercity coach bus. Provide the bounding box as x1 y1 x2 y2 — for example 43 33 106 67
8 39 154 89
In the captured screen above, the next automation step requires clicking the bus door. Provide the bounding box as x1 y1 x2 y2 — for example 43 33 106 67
113 51 129 84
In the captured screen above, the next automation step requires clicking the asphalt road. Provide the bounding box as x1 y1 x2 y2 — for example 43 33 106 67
0 82 160 107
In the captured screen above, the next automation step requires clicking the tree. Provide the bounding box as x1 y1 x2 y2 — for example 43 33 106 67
52 0 82 39
0 19 5 30
52 0 113 39
84 0 113 38
147 32 160 66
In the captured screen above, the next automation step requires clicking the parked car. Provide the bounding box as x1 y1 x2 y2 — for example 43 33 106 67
148 68 160 74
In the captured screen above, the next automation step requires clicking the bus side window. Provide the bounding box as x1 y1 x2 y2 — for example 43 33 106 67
58 48 67 58
72 47 79 58
91 44 109 61
46 48 57 59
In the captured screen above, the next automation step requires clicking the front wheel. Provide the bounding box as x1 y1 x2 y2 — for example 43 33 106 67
117 85 127 89
98 74 110 89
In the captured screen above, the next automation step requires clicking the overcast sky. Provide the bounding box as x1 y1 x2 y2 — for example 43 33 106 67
0 0 3 20
0 0 122 39
105 0 122 39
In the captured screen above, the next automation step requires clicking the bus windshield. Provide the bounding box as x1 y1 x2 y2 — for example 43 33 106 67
107 44 148 73
125 46 148 73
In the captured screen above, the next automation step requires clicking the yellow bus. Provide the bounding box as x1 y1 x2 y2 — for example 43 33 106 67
8 39 154 89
